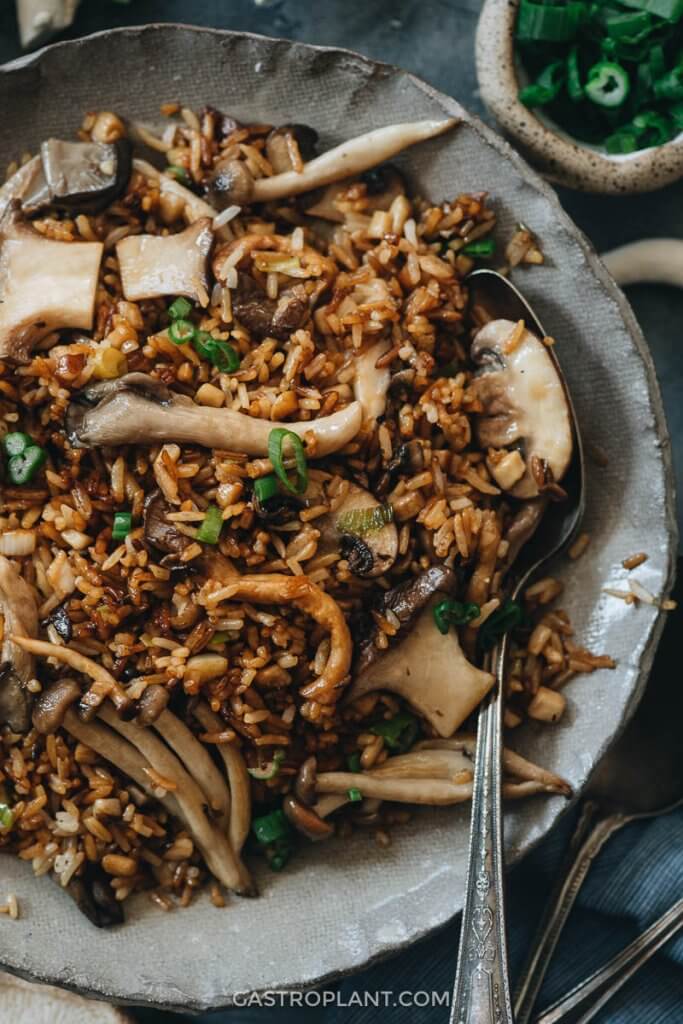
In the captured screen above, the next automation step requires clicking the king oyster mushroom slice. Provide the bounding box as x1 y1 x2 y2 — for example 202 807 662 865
0 556 39 732
347 598 494 738
0 204 103 362
252 119 457 202
66 372 363 458
116 217 213 303
471 319 573 500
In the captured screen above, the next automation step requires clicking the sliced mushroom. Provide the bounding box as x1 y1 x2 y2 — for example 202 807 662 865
116 217 213 303
252 119 457 202
98 705 254 895
32 677 82 734
152 708 231 827
283 793 334 841
0 156 47 220
316 481 398 579
265 124 319 174
471 319 573 499
355 565 454 675
135 684 170 726
232 272 310 340
22 138 132 214
194 702 251 855
303 164 406 222
66 372 362 458
294 755 318 806
201 573 352 705
315 736 570 805
347 599 494 737
143 488 193 556
0 205 103 362
0 555 39 732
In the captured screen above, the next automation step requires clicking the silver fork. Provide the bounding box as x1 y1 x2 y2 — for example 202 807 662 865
450 270 586 1024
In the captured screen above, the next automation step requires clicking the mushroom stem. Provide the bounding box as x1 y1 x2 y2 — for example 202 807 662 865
98 705 254 895
601 239 683 288
10 635 132 719
417 736 571 795
201 574 352 705
153 709 231 829
252 119 458 202
194 702 252 855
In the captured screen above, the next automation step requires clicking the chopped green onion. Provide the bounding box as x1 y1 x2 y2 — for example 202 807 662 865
605 128 641 153
462 237 496 258
669 101 683 131
370 711 419 753
433 599 480 635
269 850 291 871
0 803 14 830
2 432 33 458
268 428 308 496
336 503 394 538
347 787 363 803
516 0 587 42
654 67 683 100
519 60 566 107
165 164 192 186
478 598 524 653
617 0 683 20
252 808 291 845
248 750 285 781
112 511 132 540
168 297 192 321
567 46 584 101
253 474 279 503
196 504 223 545
633 110 672 144
605 10 654 40
193 332 240 373
585 62 631 108
8 445 47 485
168 318 196 345
347 751 362 773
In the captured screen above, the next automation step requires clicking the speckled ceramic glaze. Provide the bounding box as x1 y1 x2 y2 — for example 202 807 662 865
477 0 683 193
0 24 677 1012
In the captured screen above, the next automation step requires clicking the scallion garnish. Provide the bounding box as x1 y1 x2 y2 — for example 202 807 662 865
336 503 394 538
253 474 279 503
477 598 525 653
0 803 14 830
268 428 308 495
347 788 363 803
252 809 290 845
168 318 196 346
248 751 285 781
196 504 223 545
585 62 631 108
3 433 47 486
193 332 240 373
347 751 362 773
461 237 496 258
433 599 480 635
369 712 420 753
112 511 132 540
165 164 192 186
168 297 192 320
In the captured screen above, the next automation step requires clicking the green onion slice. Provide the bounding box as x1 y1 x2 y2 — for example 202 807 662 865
2 432 33 458
252 808 291 845
165 164 192 186
462 237 496 258
347 787 363 803
347 751 362 773
567 46 584 101
193 332 240 373
478 598 525 653
617 0 683 20
8 446 47 486
654 67 683 101
112 511 132 540
336 503 394 538
369 711 420 753
519 60 566 108
433 599 480 635
0 803 14 830
268 428 308 496
248 750 285 781
168 318 196 345
168 297 193 321
196 504 224 545
253 474 279 503
516 0 587 42
585 62 630 108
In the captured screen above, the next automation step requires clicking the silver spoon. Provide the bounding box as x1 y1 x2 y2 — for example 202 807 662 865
450 269 585 1024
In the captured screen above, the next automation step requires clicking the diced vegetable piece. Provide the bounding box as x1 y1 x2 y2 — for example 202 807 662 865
370 711 420 753
8 445 47 485
516 0 587 42
196 504 223 545
347 752 361 773
433 599 480 635
252 808 291 845
2 432 33 458
253 474 279 503
336 503 394 537
478 598 524 652
585 62 631 108
92 347 128 380
248 750 285 781
112 511 132 540
168 318 196 345
347 787 362 802
268 428 309 495
0 804 14 830
168 296 193 320
462 238 496 258
165 164 192 186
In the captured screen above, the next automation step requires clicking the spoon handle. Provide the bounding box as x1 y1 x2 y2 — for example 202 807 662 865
450 643 515 1024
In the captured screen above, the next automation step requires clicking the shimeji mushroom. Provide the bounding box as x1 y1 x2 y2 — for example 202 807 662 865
116 217 214 303
314 735 570 806
251 119 458 202
0 206 103 362
0 556 39 732
193 702 252 855
66 372 363 457
346 599 494 737
471 319 573 499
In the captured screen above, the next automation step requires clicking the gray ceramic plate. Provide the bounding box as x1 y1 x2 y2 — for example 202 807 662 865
0 25 676 1012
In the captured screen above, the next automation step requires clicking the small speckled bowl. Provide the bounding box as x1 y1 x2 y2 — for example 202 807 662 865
477 0 683 193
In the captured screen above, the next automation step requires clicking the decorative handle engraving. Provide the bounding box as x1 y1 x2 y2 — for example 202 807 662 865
450 644 514 1024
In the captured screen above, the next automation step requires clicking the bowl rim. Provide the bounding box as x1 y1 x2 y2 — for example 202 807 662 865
0 21 677 1009
476 0 683 193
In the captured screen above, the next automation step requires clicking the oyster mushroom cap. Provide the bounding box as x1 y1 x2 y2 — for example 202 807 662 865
0 206 103 362
471 319 573 499
116 217 213 303
66 372 362 458
347 599 494 737
0 555 39 732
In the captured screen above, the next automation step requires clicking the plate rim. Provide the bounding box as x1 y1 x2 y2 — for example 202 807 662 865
0 21 677 1011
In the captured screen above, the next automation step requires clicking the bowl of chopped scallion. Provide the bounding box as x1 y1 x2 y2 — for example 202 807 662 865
477 0 683 192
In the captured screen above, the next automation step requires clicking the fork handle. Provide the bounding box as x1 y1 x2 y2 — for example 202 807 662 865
450 644 515 1024
514 806 631 1024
